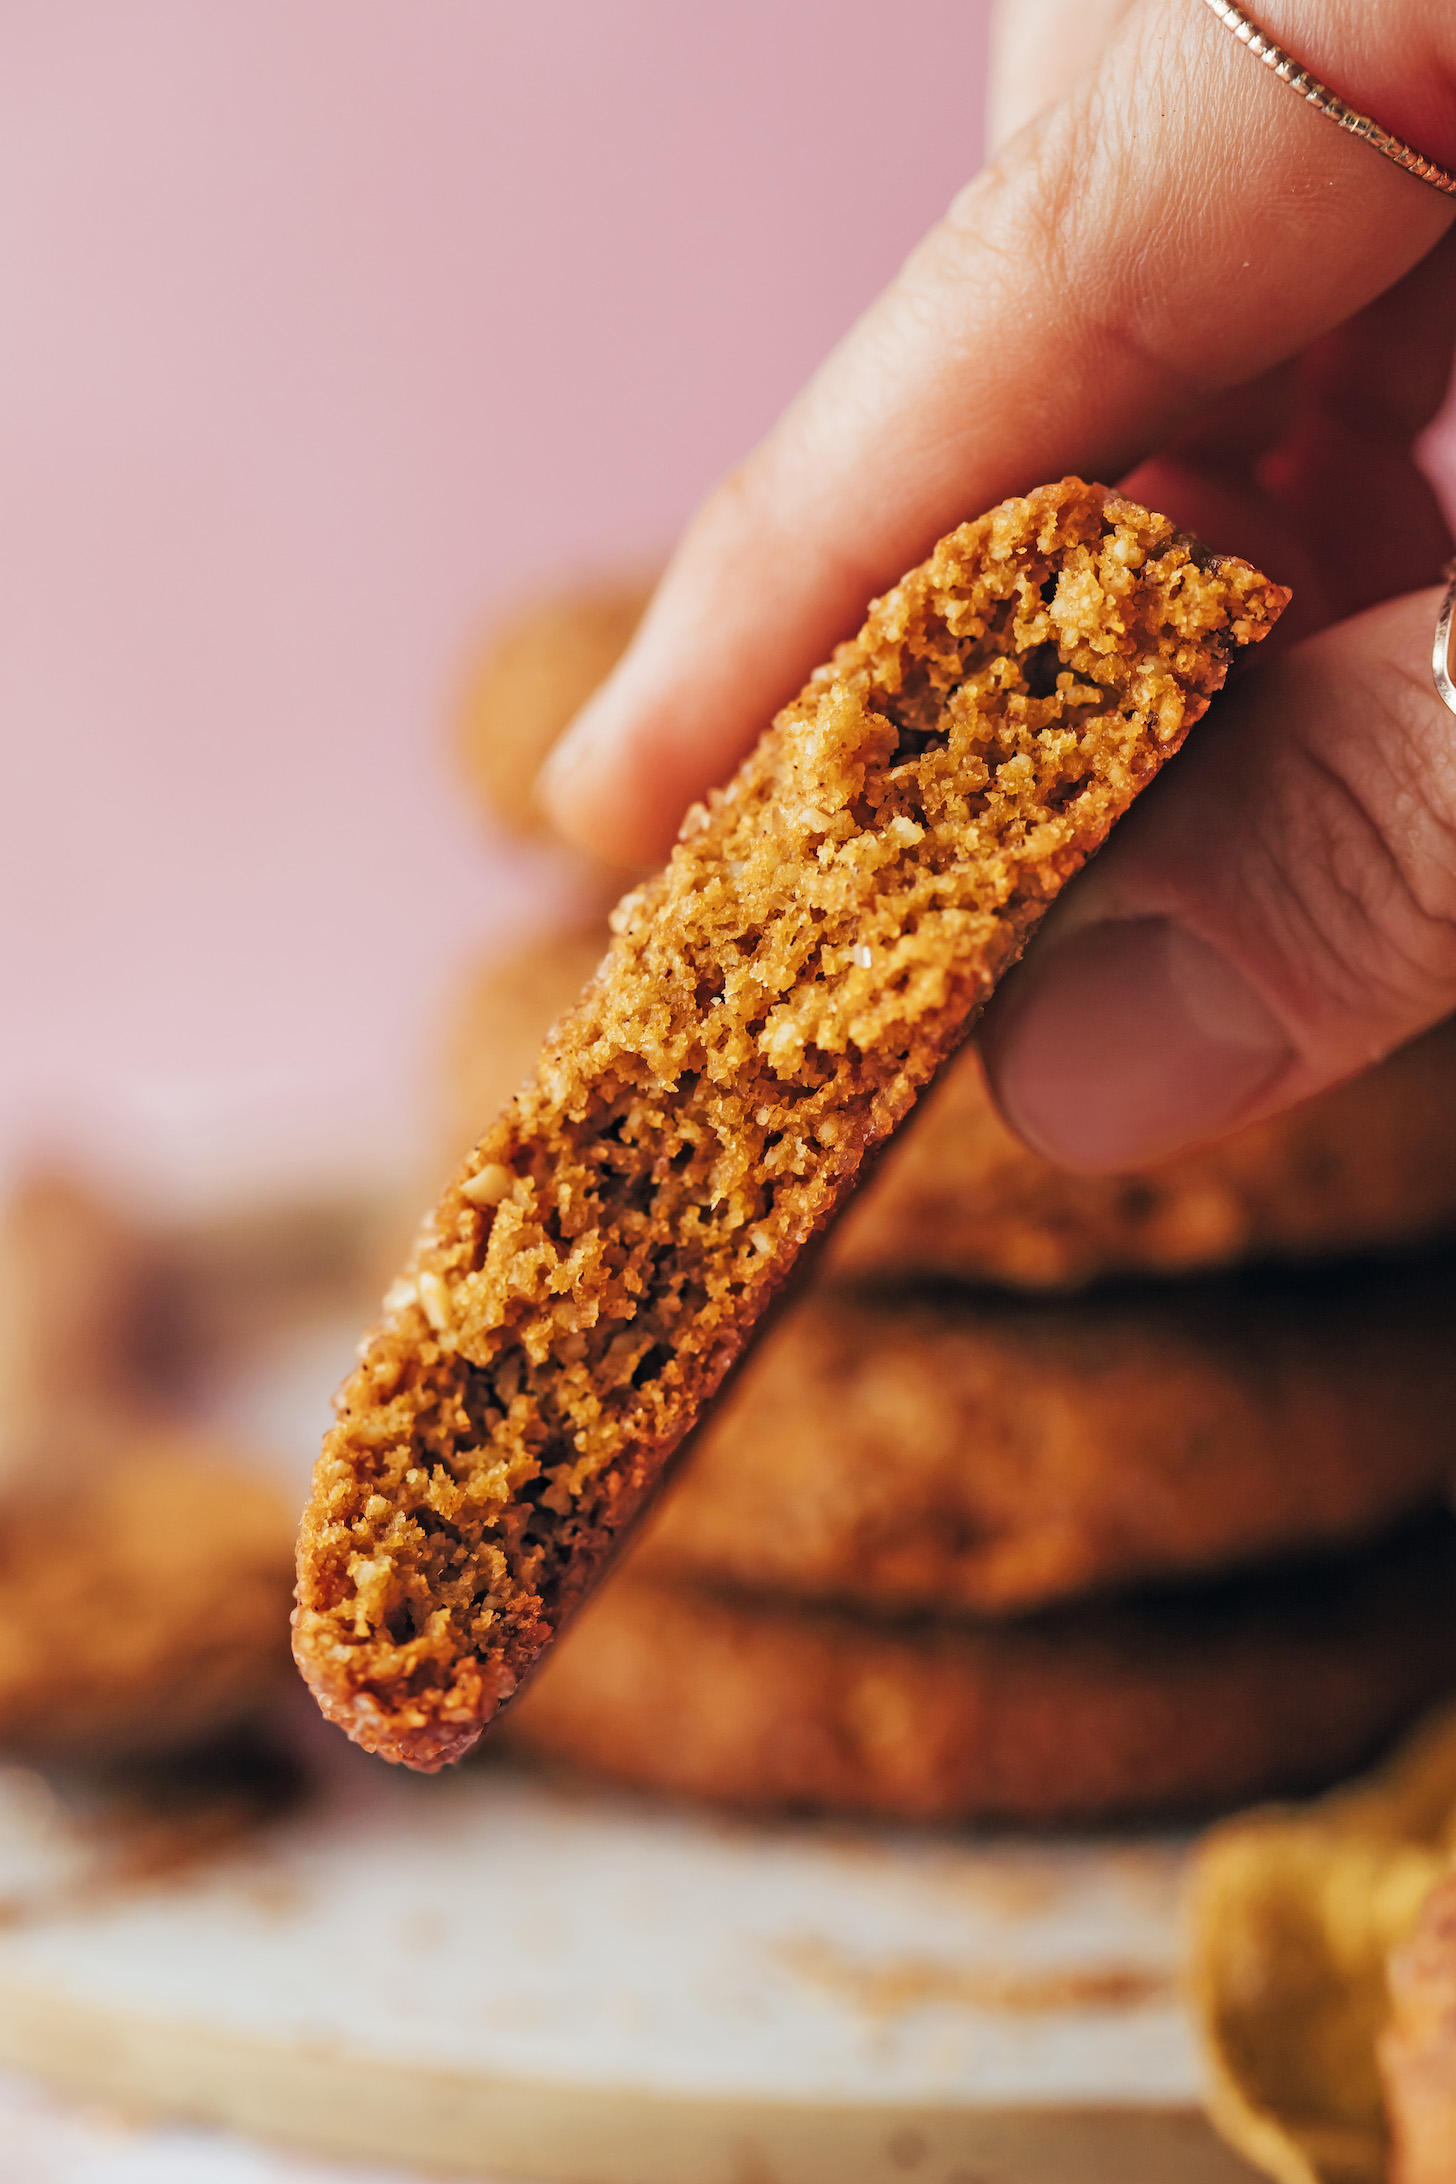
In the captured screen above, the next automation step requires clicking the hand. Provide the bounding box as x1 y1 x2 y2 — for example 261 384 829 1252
540 0 1456 1168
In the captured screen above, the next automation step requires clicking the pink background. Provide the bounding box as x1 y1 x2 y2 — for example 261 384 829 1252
0 1 994 1204
8 5 1454 1210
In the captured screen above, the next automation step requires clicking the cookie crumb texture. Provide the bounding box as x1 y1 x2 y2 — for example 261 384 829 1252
293 479 1287 1769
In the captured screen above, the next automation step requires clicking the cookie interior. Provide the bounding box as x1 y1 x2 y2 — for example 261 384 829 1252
294 479 1288 1767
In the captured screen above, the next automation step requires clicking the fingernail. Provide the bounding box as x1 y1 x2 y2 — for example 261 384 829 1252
981 917 1293 1170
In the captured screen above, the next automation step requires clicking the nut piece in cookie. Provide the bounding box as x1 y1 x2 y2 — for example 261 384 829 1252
293 478 1289 1771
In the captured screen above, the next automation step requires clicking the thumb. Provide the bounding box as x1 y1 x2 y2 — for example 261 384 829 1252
978 585 1456 1168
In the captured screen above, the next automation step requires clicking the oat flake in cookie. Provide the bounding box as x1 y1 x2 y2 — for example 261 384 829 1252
292 478 1289 1770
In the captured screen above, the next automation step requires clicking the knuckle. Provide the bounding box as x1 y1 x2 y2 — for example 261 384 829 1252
1266 638 1456 1026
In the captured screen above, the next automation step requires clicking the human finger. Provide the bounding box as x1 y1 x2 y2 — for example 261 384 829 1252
986 0 1137 155
1121 221 1456 639
542 0 1454 865
978 586 1456 1169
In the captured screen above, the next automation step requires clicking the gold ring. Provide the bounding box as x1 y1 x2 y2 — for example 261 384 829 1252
1202 0 1456 197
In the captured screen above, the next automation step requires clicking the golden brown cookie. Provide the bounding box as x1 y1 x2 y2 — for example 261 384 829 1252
0 1425 296 1760
632 1255 1456 1616
0 1172 300 1762
510 1517 1456 1825
1383 1864 1456 2184
294 479 1288 1770
457 581 651 838
829 1020 1456 1288
448 936 1456 1291
0 1171 148 1475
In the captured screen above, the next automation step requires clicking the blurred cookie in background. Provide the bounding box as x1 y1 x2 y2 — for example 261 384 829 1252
442 925 606 1153
828 1015 1456 1289
456 578 651 843
0 1173 153 1479
0 1426 295 1762
0 1171 296 1763
631 1259 1456 1617
510 1515 1456 1826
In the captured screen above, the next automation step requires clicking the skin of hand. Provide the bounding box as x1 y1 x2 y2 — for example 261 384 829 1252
539 0 1456 1170
986 0 1140 153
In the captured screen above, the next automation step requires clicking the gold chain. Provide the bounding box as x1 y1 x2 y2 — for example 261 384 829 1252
1202 0 1456 196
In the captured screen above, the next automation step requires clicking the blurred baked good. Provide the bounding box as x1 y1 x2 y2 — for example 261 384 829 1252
0 1425 296 1760
457 581 651 838
0 1172 149 1480
633 1257 1456 1615
0 1171 296 1761
510 1515 1456 1825
448 925 1456 1288
1190 1702 1456 2184
829 1016 1456 1287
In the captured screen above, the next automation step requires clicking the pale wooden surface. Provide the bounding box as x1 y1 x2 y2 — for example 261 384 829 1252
0 1284 1262 2183
0 2068 447 2184
0 1712 1259 2183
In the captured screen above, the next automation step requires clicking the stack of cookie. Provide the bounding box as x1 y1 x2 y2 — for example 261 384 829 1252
446 583 1456 1826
